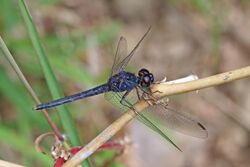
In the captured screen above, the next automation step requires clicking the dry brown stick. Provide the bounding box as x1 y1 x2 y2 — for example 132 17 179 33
63 65 250 167
151 66 250 126
152 66 250 97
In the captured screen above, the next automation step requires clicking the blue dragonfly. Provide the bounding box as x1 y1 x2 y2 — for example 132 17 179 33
35 28 207 150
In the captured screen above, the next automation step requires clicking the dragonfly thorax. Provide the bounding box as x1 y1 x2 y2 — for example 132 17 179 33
108 71 140 92
138 68 154 88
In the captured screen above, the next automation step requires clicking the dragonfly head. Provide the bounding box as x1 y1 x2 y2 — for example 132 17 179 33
138 68 154 88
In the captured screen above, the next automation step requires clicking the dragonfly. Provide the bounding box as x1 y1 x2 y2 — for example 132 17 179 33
35 28 208 150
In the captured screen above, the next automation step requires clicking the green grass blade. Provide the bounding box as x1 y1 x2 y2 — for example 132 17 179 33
18 0 81 146
14 0 123 166
18 1 91 166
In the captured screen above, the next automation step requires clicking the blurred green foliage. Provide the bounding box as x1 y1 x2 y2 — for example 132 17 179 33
0 0 120 166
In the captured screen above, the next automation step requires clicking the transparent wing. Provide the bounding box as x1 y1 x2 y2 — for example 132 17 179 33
104 87 181 151
104 91 128 112
143 103 208 139
110 36 128 77
110 27 151 76
104 89 138 112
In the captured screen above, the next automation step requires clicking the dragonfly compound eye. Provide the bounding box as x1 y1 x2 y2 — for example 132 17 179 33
138 68 149 77
140 75 151 87
149 73 154 83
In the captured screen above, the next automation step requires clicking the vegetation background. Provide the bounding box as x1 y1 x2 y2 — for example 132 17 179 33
0 0 250 166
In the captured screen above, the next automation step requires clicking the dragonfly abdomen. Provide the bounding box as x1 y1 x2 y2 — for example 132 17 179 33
35 84 109 110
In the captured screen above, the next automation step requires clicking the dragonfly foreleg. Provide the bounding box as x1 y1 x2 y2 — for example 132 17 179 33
151 89 163 94
136 86 159 106
137 86 169 107
138 86 157 105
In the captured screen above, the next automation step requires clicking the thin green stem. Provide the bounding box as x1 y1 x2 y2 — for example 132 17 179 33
18 0 91 166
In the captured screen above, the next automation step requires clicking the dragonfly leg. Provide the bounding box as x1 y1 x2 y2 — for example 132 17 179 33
136 87 155 106
151 89 163 94
140 87 150 96
137 86 169 107
120 90 140 115
135 87 141 100
137 86 155 101
120 90 132 108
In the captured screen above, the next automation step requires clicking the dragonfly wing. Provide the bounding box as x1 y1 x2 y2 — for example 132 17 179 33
110 36 128 77
135 110 181 151
110 27 151 76
145 104 208 139
104 88 181 151
104 91 128 112
104 88 138 112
